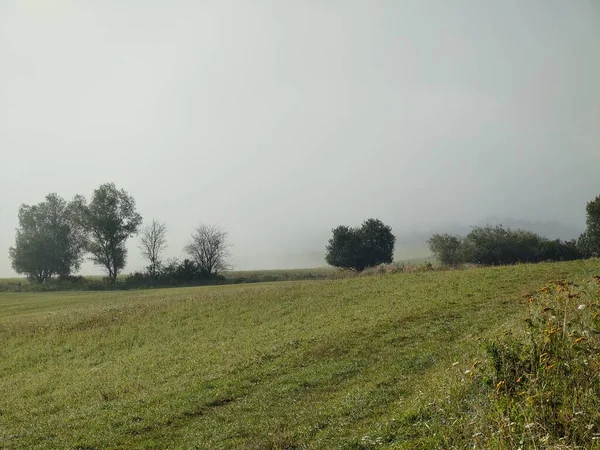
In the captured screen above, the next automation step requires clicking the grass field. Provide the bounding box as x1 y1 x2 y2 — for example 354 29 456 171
221 257 437 283
0 257 437 288
223 267 338 283
1 260 599 449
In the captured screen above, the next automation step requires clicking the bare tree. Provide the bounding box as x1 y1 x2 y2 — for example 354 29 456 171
139 219 167 277
184 224 231 276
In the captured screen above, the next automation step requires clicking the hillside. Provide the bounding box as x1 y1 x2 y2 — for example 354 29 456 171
1 260 599 449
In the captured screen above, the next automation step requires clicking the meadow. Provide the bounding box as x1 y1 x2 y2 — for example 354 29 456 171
1 260 599 449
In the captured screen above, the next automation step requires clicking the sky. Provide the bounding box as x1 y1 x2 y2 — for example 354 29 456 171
1 0 599 277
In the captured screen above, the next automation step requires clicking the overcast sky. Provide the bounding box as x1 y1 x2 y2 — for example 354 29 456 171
1 0 599 276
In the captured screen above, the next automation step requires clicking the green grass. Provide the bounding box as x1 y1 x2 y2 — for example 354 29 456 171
223 267 338 283
0 278 27 285
206 258 438 284
0 259 434 291
1 260 599 449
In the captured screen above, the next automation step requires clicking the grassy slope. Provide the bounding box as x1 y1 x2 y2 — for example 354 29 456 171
1 260 598 449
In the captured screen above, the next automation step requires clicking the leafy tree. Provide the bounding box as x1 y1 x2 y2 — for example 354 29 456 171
325 219 395 271
582 195 600 256
184 224 231 276
461 225 573 265
577 230 596 258
586 195 600 228
427 233 463 266
463 225 523 265
9 193 85 282
325 225 363 271
537 239 582 262
139 219 167 277
358 218 396 268
74 183 142 282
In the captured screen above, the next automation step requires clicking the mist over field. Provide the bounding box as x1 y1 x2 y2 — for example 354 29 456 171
1 1 599 277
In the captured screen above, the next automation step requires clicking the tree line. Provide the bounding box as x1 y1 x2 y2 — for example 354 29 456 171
9 183 231 284
427 195 600 266
325 195 600 271
9 185 600 285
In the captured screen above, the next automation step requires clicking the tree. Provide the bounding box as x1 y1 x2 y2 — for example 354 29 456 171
9 193 85 282
325 218 395 271
139 219 167 277
586 195 600 229
582 195 600 256
184 224 231 276
577 230 596 258
325 225 363 271
74 183 142 282
461 225 553 265
427 233 463 266
538 238 582 262
358 218 396 268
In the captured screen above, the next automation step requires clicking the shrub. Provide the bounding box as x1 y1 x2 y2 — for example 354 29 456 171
122 259 225 288
458 225 582 266
427 234 463 266
537 238 582 262
462 225 537 265
160 258 206 283
479 279 600 446
431 277 600 448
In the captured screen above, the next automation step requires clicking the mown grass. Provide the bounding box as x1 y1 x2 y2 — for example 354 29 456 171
0 260 598 449
223 267 338 283
0 257 437 291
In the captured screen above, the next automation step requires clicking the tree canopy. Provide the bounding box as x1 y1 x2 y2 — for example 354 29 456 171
325 219 395 271
429 225 583 266
9 193 85 282
582 195 600 256
74 183 142 282
428 234 463 266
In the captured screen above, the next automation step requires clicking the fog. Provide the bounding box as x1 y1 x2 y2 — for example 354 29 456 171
1 0 599 277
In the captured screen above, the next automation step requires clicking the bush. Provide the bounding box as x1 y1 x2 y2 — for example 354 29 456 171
477 278 600 447
427 234 463 266
160 258 209 283
462 225 537 265
428 277 600 448
122 259 225 288
537 238 582 262
458 225 583 266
